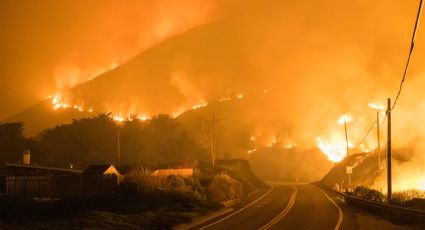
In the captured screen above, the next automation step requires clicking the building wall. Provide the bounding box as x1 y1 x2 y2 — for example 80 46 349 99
152 168 194 178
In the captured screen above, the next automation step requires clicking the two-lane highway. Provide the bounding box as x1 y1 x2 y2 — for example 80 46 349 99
269 184 342 230
196 182 343 230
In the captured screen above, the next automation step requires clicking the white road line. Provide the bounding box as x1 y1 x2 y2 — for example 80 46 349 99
258 185 298 230
199 185 275 230
320 189 343 230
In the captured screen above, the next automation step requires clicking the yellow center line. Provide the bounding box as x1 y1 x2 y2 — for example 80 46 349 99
320 189 343 230
258 184 298 230
200 185 275 229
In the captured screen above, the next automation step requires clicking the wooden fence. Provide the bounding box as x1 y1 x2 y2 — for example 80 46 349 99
1 174 119 198
82 174 119 196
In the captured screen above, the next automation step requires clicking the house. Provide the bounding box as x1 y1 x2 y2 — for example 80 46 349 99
82 164 124 196
0 162 82 198
0 162 82 177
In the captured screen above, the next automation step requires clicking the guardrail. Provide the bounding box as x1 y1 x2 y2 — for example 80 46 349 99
336 191 425 224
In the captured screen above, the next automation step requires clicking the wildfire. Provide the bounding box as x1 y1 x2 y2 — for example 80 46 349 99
137 114 150 121
192 102 208 110
247 149 257 154
112 114 125 123
337 114 353 124
51 94 70 110
285 144 294 149
264 136 278 147
420 181 425 191
393 177 425 192
316 137 352 163
368 102 386 111
50 93 153 123
236 93 244 99
359 143 372 153
50 93 93 113
218 97 231 102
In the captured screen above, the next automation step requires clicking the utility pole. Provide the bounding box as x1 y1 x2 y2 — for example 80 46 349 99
117 128 121 166
387 98 392 202
344 120 350 157
209 114 216 166
377 111 381 170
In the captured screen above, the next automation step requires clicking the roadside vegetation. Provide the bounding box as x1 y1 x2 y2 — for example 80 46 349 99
1 113 208 169
392 190 425 210
352 186 425 211
0 160 265 229
0 113 269 229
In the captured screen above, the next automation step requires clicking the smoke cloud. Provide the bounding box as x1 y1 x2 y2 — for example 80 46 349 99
0 0 217 120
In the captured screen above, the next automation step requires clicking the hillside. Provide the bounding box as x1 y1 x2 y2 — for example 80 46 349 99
5 100 93 136
4 21 250 136
320 149 415 190
247 147 333 183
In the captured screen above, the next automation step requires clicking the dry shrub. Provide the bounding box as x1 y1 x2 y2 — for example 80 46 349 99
392 189 425 203
206 173 243 203
124 167 165 192
124 167 202 198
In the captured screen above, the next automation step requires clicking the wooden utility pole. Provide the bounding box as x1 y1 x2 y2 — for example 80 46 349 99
117 128 121 166
208 115 216 166
344 120 350 157
387 98 392 202
377 111 381 170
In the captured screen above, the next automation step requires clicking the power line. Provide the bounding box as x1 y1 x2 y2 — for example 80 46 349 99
358 115 387 147
358 120 376 147
392 0 424 111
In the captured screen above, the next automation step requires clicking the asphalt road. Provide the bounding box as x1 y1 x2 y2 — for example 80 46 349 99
195 182 345 230
192 182 422 230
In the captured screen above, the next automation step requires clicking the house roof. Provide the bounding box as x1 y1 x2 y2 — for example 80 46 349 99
0 162 82 176
83 164 120 175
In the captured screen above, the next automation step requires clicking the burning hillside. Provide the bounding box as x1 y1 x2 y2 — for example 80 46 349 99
3 0 425 191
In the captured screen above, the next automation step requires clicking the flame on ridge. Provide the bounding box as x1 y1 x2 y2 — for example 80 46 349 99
316 136 352 163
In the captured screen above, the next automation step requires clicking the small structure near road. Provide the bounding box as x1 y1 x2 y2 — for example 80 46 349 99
151 168 194 178
0 162 82 198
82 164 124 196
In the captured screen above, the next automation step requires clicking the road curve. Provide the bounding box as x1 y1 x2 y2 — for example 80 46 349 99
270 184 342 230
197 183 295 230
195 183 343 230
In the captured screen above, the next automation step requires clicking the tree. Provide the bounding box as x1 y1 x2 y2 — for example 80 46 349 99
0 122 27 162
35 113 117 168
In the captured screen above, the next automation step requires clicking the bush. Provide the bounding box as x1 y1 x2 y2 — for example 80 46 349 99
122 167 203 199
392 189 425 204
354 186 384 202
206 173 244 203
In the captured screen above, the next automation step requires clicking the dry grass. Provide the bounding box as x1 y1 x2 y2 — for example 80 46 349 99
124 167 202 197
206 173 244 203
392 189 425 203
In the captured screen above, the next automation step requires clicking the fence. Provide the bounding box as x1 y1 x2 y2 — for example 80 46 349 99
336 191 425 224
82 174 119 196
1 174 119 198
